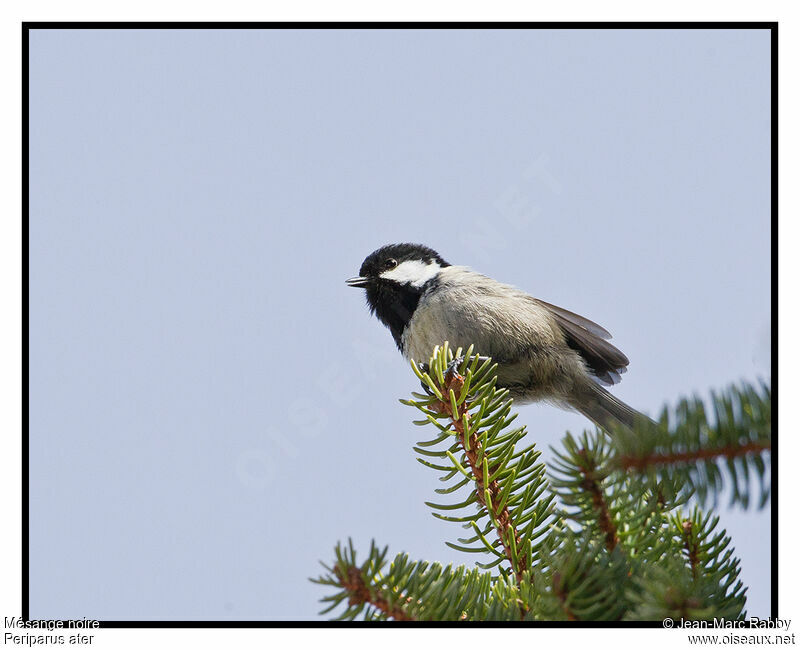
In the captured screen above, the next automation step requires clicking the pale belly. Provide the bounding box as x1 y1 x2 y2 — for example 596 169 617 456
401 310 582 404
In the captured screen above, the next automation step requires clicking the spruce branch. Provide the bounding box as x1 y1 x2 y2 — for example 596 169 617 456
617 441 770 471
401 343 556 584
549 433 620 552
427 359 524 578
314 344 769 621
671 507 746 609
340 565 415 621
580 461 619 553
312 540 415 621
608 383 771 509
680 519 701 580
549 428 686 563
312 539 531 621
551 571 578 621
625 507 747 621
530 531 632 621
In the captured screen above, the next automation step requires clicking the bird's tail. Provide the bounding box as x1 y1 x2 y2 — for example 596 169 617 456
569 381 651 433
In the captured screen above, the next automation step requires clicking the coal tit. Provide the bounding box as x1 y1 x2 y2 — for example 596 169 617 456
346 243 647 432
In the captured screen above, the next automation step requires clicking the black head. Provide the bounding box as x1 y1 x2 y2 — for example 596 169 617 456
346 243 450 350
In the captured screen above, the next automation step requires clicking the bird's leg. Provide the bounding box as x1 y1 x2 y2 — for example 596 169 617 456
444 356 466 382
417 362 435 397
418 356 491 399
444 355 492 381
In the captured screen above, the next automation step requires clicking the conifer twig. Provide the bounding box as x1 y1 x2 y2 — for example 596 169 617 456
576 449 619 552
616 440 770 471
337 565 414 621
681 520 700 579
315 375 768 621
437 369 526 582
552 571 577 621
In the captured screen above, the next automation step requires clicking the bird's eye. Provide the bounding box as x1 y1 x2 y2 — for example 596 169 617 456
385 258 398 269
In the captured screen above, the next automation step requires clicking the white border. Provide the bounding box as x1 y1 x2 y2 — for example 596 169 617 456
1 3 795 649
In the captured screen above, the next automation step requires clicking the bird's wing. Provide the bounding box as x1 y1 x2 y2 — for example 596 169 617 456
535 299 630 385
417 268 631 387
533 299 613 339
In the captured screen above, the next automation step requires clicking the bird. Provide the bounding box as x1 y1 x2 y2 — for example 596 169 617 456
345 242 648 432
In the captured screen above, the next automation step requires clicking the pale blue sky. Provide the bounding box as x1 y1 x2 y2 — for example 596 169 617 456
28 28 771 620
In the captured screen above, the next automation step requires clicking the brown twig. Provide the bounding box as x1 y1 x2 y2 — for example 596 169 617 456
664 586 703 618
338 565 414 621
681 520 700 579
438 371 527 583
617 441 770 471
576 449 619 552
552 571 578 621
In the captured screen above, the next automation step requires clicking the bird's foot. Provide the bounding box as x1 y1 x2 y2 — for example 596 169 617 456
417 358 468 397
417 355 491 397
416 362 435 397
445 355 491 380
444 356 466 382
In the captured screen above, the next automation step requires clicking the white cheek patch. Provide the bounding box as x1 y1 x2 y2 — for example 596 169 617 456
380 260 441 287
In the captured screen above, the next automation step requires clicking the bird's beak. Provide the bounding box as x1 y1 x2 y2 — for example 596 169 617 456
345 276 369 288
